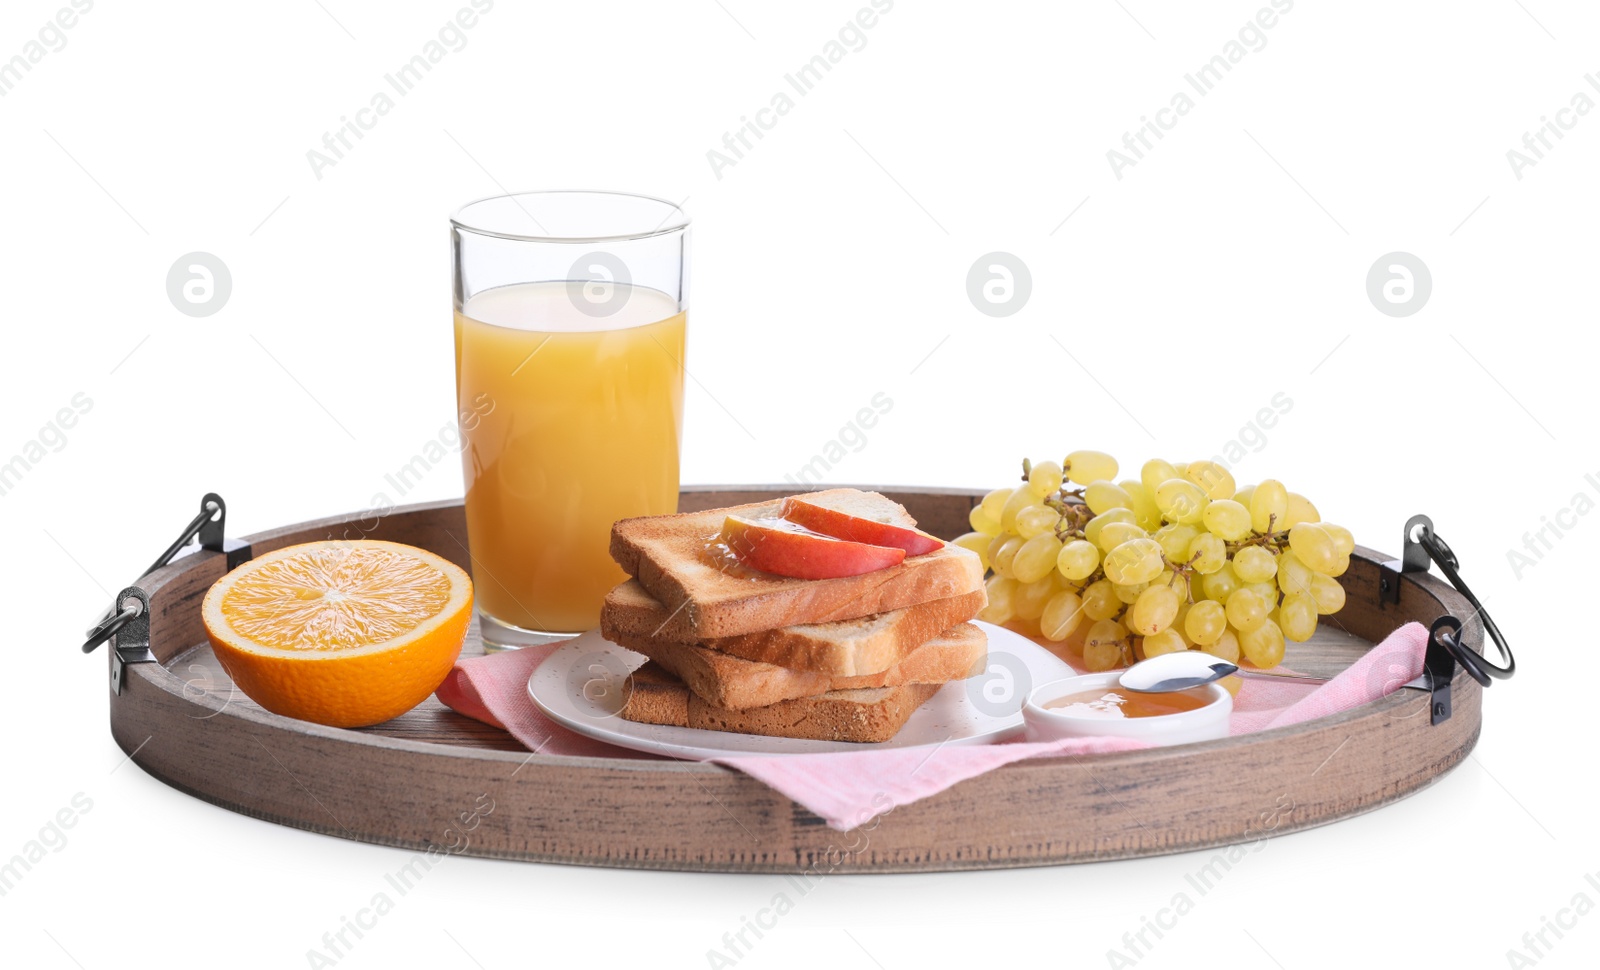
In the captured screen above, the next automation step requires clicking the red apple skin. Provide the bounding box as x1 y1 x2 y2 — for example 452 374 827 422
779 497 945 556
720 515 906 580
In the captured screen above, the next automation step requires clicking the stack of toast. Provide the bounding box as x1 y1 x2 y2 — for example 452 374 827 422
600 489 989 743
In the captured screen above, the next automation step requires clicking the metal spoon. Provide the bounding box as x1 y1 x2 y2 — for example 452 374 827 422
1119 650 1328 693
1118 651 1241 693
1118 649 1429 694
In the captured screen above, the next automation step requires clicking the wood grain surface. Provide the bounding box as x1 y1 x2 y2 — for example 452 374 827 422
105 487 1484 873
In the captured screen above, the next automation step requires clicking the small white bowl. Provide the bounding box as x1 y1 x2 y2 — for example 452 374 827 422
1022 672 1232 747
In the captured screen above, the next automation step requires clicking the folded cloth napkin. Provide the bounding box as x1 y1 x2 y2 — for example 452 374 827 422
435 622 1431 830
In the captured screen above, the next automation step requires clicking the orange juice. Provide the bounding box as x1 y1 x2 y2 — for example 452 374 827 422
454 281 685 633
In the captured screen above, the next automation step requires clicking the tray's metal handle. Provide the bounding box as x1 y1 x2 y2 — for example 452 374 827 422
1380 514 1515 724
81 493 252 693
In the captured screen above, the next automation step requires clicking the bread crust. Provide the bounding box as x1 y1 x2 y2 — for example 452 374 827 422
620 663 943 743
611 623 987 710
601 580 985 676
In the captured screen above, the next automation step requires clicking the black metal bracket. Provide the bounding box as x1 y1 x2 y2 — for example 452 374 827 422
106 587 152 697
1422 616 1457 726
1378 513 1515 725
1379 513 1434 605
82 493 253 693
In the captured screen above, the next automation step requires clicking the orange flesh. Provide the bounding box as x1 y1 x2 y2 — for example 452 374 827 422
220 545 452 652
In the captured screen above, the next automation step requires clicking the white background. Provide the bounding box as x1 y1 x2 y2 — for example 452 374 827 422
0 1 1591 967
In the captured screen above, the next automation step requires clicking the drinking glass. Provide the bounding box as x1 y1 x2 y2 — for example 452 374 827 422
451 191 689 648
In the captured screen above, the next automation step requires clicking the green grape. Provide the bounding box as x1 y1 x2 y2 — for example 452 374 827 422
986 531 1010 563
1184 599 1227 645
1083 618 1129 671
1015 504 1061 539
1276 550 1314 596
1283 492 1320 529
1225 588 1268 633
1250 479 1289 533
1120 480 1165 531
1081 579 1121 621
1327 553 1350 578
1154 478 1208 524
1184 460 1237 500
1000 487 1036 532
1084 480 1134 515
1280 592 1318 642
1233 483 1256 508
1310 574 1346 614
1041 589 1086 641
1097 521 1149 554
980 576 1016 624
1244 581 1279 610
1239 618 1286 668
1201 561 1238 601
952 531 993 570
1083 639 1123 671
1028 459 1064 497
1322 522 1355 557
992 535 1024 578
1141 627 1187 658
1140 458 1180 496
1128 584 1180 636
1203 627 1241 663
1065 450 1119 486
1187 532 1227 574
981 487 1013 522
1084 508 1136 547
1153 523 1200 561
1288 523 1339 574
1056 539 1100 582
969 503 1002 537
1202 499 1251 541
1233 545 1278 583
1172 601 1192 643
1113 581 1148 605
1014 576 1056 620
1013 533 1063 584
1103 538 1165 585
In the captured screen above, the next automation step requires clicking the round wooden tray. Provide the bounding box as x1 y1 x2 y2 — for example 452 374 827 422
106 486 1483 873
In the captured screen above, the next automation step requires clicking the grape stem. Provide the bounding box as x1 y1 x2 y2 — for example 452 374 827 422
1222 513 1290 555
1045 490 1091 542
1156 550 1202 603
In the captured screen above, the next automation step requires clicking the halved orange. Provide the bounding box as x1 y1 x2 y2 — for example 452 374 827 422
201 540 473 728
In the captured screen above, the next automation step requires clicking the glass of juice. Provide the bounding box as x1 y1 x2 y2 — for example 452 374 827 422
450 191 688 648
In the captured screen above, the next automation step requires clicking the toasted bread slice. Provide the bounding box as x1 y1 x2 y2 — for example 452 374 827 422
609 489 984 640
620 662 941 743
601 580 985 676
611 622 986 710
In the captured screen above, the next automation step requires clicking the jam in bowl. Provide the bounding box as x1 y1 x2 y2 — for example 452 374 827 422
1022 671 1232 746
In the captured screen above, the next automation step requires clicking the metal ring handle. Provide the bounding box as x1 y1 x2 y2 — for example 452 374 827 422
1430 617 1491 688
1416 524 1514 681
82 496 223 654
82 600 142 655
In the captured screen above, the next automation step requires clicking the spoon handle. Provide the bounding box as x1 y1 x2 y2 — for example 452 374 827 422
1234 670 1331 687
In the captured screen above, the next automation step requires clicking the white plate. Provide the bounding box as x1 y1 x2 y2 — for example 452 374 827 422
527 621 1075 760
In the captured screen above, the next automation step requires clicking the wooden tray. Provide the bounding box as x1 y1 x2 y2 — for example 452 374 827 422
106 487 1483 873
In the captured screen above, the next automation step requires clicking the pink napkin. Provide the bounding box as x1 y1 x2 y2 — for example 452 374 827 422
435 622 1431 830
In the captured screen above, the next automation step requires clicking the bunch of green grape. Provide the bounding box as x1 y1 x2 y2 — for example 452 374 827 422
954 451 1353 673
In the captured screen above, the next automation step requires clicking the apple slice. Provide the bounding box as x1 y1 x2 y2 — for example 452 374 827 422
720 515 906 580
780 494 945 556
